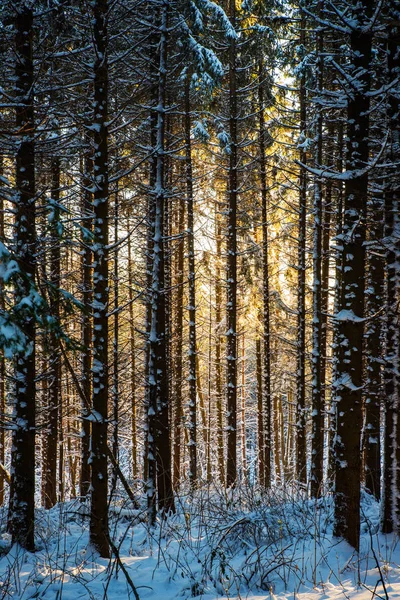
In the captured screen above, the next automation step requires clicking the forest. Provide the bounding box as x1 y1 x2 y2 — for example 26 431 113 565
0 0 399 598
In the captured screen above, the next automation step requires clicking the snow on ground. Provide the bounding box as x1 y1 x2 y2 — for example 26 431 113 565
0 488 399 600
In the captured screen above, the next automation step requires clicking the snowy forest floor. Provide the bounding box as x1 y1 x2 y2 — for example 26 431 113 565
0 487 399 600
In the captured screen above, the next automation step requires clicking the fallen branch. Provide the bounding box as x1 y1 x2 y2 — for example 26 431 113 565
108 535 141 600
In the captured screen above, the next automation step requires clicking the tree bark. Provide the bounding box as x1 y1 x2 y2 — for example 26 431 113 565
43 156 61 508
0 155 5 506
172 197 184 487
381 9 400 533
310 17 324 498
296 15 307 486
127 216 138 480
226 0 238 488
364 187 384 500
185 74 197 488
112 187 119 488
333 0 372 550
89 0 110 558
10 5 36 551
256 338 264 486
147 0 174 521
215 217 225 484
80 149 93 500
258 61 272 488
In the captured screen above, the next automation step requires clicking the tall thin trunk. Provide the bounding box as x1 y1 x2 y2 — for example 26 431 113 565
147 0 174 521
10 6 36 550
0 155 5 506
207 291 212 482
185 74 197 487
364 186 384 500
296 15 307 486
43 156 61 508
58 376 65 502
320 129 333 486
381 10 400 532
329 123 344 486
172 198 184 487
112 187 119 480
80 149 92 499
127 217 138 480
240 335 247 481
215 216 225 484
310 17 324 498
226 0 238 488
256 338 264 486
258 61 271 488
274 395 281 479
144 100 158 494
333 0 372 551
89 0 110 558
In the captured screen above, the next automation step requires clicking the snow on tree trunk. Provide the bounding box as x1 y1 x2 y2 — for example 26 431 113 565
364 186 384 501
0 156 5 506
43 155 61 509
215 217 225 485
89 0 110 559
112 185 119 489
10 5 36 551
296 14 307 486
172 197 185 487
381 6 400 533
226 0 238 488
127 215 138 480
80 148 93 500
147 0 174 522
258 60 272 489
310 18 324 499
333 0 372 551
185 74 197 488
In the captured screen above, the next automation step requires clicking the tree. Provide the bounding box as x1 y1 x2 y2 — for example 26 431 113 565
89 0 110 558
225 0 239 487
185 74 198 488
147 0 175 521
9 4 36 551
333 0 373 551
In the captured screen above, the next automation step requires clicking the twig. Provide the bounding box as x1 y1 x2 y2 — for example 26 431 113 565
107 536 141 600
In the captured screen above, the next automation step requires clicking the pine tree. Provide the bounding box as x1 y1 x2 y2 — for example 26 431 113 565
9 4 36 551
333 0 373 551
89 0 110 558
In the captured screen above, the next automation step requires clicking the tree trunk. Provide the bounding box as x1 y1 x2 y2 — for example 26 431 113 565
112 187 119 487
226 0 238 488
89 0 110 558
258 61 272 488
240 335 247 481
215 217 225 484
172 197 184 487
329 123 344 486
80 149 92 500
296 15 307 486
43 156 61 508
185 74 197 488
147 0 174 521
381 10 400 532
256 338 264 486
310 19 324 498
127 216 138 480
0 155 5 506
10 5 36 551
333 1 372 551
364 187 384 500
